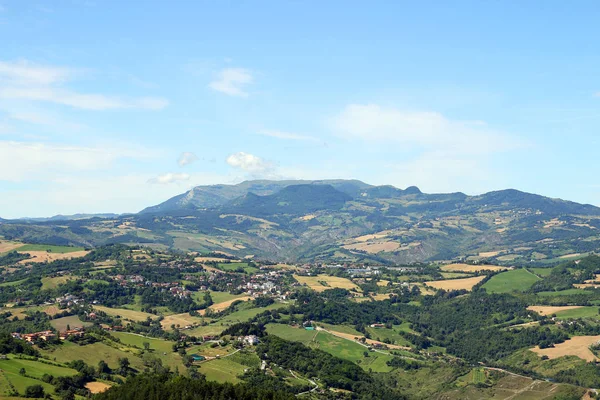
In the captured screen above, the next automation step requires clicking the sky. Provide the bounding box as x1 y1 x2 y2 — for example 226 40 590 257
1 1 600 218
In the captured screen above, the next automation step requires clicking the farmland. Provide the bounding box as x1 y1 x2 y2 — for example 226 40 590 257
440 263 509 273
531 335 600 362
93 305 157 322
482 269 540 293
425 276 486 291
527 305 584 316
16 244 85 253
293 274 359 292
50 315 92 331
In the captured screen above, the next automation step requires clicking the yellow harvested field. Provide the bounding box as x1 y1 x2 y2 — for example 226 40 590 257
527 305 583 316
85 382 112 394
43 305 64 316
205 296 253 313
343 241 400 253
575 283 600 289
479 250 504 258
532 335 600 362
0 307 27 319
0 241 22 253
425 276 486 291
161 313 204 329
584 274 600 284
195 257 241 263
352 233 389 243
440 263 509 273
559 253 582 259
18 250 90 264
294 274 359 292
300 214 317 221
201 265 222 273
376 280 390 287
94 306 157 322
371 293 392 301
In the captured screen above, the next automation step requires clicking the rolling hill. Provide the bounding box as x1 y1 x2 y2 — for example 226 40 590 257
2 180 600 265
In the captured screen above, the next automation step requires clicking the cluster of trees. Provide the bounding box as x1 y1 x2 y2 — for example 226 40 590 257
95 373 296 400
256 335 404 399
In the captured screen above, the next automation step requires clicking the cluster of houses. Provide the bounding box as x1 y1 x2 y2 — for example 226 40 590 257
11 326 85 342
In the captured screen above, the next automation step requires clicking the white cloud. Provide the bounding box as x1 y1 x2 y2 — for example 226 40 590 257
226 152 273 173
147 172 190 184
258 129 319 142
209 68 253 97
0 141 153 182
177 151 198 167
0 60 72 85
0 60 168 110
0 87 168 110
331 104 519 154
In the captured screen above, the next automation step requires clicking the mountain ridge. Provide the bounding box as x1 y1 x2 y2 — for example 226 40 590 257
2 179 600 265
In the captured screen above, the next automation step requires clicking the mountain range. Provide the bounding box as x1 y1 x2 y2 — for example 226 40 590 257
2 179 600 264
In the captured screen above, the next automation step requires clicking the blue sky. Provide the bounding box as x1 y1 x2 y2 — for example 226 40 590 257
1 1 600 218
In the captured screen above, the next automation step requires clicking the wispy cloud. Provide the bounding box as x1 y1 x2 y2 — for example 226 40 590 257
331 104 522 154
0 60 168 110
0 140 153 182
147 172 190 184
177 152 198 167
209 68 253 97
258 129 319 142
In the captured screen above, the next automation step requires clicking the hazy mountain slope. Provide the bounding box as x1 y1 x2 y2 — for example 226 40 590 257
3 180 600 265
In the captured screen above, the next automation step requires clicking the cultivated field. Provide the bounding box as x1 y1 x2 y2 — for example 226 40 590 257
294 274 359 292
18 250 90 264
527 305 583 316
160 313 204 329
343 241 400 253
425 276 486 291
440 263 509 273
94 305 157 322
532 335 600 362
206 296 253 312
482 269 540 293
0 240 22 254
41 275 73 290
86 382 112 394
50 315 92 332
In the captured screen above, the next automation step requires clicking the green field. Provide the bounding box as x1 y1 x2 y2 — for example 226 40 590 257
365 326 412 347
313 331 393 372
198 358 247 383
555 306 600 319
39 341 145 371
529 267 554 277
0 357 78 399
193 290 245 304
266 324 318 344
537 288 594 297
0 279 27 288
482 269 541 293
41 276 73 290
50 315 92 331
315 322 362 336
16 244 85 253
110 332 184 370
216 262 259 274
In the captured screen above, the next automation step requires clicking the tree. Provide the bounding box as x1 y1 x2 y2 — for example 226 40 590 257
24 384 45 398
98 360 110 374
19 367 26 376
143 341 150 351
